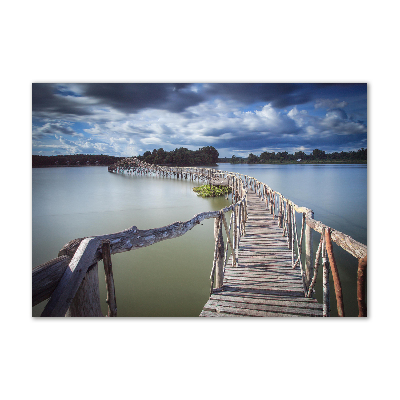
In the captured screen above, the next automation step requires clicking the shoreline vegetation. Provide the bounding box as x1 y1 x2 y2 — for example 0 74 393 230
32 147 367 168
220 147 367 164
32 154 124 168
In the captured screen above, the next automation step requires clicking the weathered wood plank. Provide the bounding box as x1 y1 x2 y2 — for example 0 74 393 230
211 291 322 304
223 276 304 286
203 303 302 317
41 238 101 317
205 299 322 316
199 310 245 317
224 271 302 278
210 294 323 310
221 285 306 297
32 255 70 307
65 262 104 317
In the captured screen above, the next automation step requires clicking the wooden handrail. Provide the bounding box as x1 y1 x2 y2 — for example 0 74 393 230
32 255 71 307
305 217 367 259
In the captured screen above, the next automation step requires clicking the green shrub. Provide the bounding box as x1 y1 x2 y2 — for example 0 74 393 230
193 184 232 198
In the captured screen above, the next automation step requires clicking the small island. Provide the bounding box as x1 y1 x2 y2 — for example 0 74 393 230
193 184 232 198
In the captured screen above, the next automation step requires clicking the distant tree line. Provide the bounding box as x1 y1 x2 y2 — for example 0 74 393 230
137 146 219 166
32 154 124 167
218 148 367 164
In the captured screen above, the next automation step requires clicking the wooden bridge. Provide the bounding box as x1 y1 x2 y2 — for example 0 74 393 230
33 158 367 317
200 190 323 317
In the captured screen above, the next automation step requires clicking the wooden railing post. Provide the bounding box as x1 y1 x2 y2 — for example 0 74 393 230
214 213 224 289
306 237 323 298
287 203 292 250
322 231 330 317
305 210 314 287
65 262 103 317
232 205 237 265
102 240 117 317
357 255 367 317
237 203 242 247
222 213 235 268
325 228 345 317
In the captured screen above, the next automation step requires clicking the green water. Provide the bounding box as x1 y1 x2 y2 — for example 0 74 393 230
32 163 367 317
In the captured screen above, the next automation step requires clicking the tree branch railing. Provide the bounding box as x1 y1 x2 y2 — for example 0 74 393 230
33 157 366 317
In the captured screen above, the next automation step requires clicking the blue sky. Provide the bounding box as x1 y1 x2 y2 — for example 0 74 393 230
32 83 367 158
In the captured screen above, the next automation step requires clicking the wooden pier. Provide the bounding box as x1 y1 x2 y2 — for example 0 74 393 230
33 157 367 317
200 191 323 317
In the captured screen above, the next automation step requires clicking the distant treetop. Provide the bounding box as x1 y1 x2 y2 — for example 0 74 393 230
32 154 124 167
137 146 219 166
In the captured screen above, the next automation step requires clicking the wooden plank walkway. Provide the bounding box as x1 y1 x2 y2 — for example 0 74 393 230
200 190 323 317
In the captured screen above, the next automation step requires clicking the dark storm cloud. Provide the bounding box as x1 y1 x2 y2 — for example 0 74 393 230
209 129 367 154
313 82 367 95
39 123 78 136
33 83 366 118
32 121 81 140
204 83 304 108
204 83 366 110
32 83 206 117
83 83 205 113
32 83 93 116
201 124 300 139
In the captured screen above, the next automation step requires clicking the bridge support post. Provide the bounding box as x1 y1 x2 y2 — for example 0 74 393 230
305 210 314 287
214 214 224 288
102 240 117 317
322 230 330 317
357 255 367 317
65 262 104 317
287 203 292 250
232 206 236 264
278 196 283 228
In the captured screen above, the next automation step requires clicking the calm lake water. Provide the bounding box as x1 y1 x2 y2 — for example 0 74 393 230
32 163 367 317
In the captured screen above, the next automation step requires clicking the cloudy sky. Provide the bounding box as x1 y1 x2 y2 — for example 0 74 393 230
32 83 367 158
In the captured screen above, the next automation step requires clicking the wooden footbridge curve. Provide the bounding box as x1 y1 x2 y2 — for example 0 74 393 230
200 190 323 317
33 157 367 317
